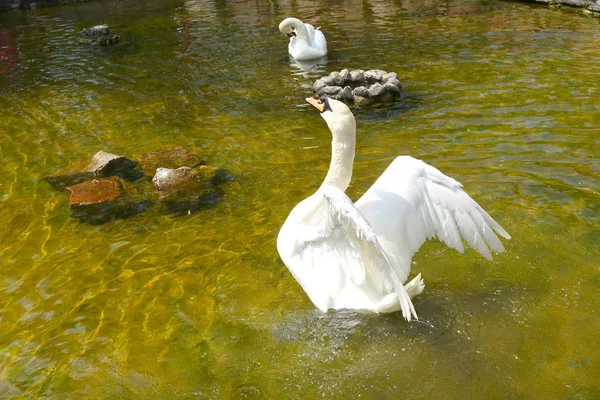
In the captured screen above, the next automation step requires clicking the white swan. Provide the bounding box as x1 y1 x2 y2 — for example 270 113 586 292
279 17 327 60
277 97 511 321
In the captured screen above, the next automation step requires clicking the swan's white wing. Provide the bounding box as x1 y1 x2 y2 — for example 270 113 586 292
302 23 327 55
310 25 327 53
277 185 417 321
304 23 317 44
356 156 511 281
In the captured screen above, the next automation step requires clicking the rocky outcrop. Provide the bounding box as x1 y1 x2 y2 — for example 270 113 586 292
45 148 232 224
77 25 120 46
313 69 403 106
523 0 600 13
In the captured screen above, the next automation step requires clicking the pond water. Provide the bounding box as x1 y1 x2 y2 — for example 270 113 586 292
1 0 599 398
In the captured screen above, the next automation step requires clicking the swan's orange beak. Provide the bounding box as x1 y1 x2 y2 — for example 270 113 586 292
306 97 325 112
287 32 296 37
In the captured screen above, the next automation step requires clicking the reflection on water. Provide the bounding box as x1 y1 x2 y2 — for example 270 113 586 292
288 55 329 80
0 0 599 398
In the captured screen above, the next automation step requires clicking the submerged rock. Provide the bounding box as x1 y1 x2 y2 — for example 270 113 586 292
86 150 138 177
352 86 374 106
45 150 141 190
152 166 200 195
77 24 120 46
136 147 206 177
198 165 234 186
152 165 233 217
67 178 121 205
47 148 232 223
159 187 225 217
66 178 152 224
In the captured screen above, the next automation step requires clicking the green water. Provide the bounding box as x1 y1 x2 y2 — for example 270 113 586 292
1 0 599 398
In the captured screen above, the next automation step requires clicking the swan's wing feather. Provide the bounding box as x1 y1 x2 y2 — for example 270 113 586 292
303 23 316 43
303 23 327 53
289 186 417 320
321 186 416 321
356 156 510 273
421 161 511 254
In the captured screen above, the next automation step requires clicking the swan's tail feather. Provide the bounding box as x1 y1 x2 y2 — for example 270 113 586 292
405 273 425 300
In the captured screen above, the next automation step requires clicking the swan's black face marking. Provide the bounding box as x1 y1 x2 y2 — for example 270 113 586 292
319 97 333 113
287 31 297 37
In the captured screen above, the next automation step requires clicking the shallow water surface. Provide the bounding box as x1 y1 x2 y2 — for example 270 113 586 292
0 0 599 398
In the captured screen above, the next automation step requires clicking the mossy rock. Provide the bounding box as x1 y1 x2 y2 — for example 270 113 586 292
135 147 206 177
151 165 233 217
66 177 152 224
78 24 120 46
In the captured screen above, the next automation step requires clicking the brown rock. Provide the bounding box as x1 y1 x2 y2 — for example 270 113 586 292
353 95 374 106
66 178 152 224
66 178 121 206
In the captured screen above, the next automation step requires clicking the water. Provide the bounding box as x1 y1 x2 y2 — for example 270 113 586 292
0 0 599 398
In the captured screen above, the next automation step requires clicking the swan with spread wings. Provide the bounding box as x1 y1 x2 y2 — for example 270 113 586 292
277 97 510 321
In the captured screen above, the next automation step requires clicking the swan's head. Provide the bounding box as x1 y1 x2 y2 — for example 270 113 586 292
279 18 298 37
306 97 356 140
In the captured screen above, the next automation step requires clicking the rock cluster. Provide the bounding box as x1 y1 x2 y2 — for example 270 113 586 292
532 0 600 14
45 148 232 224
313 69 403 106
77 24 121 46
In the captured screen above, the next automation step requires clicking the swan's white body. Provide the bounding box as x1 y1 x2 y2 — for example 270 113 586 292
277 98 511 321
279 17 327 60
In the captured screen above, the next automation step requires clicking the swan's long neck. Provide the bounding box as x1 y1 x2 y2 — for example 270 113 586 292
280 18 309 41
321 116 356 191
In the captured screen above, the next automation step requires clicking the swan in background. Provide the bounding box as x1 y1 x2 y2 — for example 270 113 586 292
277 97 511 321
279 17 327 60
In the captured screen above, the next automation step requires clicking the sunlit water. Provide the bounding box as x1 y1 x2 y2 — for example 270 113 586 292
1 0 599 398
